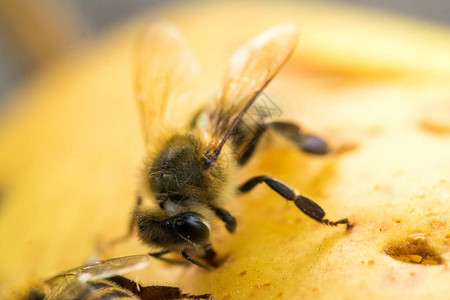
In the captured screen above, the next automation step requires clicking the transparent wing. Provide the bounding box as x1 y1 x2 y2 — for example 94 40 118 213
202 23 299 161
44 255 150 299
134 21 201 148
219 23 298 111
63 254 150 282
46 277 90 300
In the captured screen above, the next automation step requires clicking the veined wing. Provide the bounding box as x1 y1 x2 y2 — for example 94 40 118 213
134 21 201 148
45 255 150 299
202 23 299 163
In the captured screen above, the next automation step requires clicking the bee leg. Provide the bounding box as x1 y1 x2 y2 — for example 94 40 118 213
209 205 237 233
269 121 328 155
203 244 217 259
237 124 267 165
238 175 350 229
102 194 142 250
93 195 142 258
181 292 215 300
182 251 214 270
149 250 189 266
237 121 327 166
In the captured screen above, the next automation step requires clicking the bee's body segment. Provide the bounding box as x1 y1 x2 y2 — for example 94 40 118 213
129 22 350 269
66 277 138 300
147 132 233 211
135 129 237 264
22 255 214 300
102 275 214 300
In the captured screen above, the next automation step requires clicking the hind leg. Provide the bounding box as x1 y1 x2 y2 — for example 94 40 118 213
269 121 328 155
237 121 329 166
238 175 350 228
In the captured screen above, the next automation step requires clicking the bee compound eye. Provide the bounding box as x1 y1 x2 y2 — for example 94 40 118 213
173 213 210 245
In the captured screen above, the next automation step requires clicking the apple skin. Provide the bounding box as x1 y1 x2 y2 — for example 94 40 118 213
1 2 450 299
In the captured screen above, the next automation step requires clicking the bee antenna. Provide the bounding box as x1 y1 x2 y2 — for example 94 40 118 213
203 78 272 168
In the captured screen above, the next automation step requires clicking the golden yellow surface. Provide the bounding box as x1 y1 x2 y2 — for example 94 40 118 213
1 1 450 299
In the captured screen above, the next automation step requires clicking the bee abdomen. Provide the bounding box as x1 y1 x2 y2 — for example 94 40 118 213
82 279 139 300
139 285 186 300
106 275 192 300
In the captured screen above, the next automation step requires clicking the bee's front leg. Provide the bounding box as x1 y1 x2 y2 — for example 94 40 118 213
209 205 237 233
94 194 142 258
238 175 350 229
148 250 188 265
181 251 215 271
105 194 142 246
148 248 217 270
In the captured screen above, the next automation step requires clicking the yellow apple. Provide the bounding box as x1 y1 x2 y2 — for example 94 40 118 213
1 1 449 299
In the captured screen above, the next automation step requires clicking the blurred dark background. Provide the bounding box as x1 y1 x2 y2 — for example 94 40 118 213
0 0 449 107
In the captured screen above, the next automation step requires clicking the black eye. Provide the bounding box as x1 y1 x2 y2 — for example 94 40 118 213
173 213 210 245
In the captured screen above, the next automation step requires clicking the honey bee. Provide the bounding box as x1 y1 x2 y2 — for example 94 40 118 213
124 22 350 270
22 254 213 300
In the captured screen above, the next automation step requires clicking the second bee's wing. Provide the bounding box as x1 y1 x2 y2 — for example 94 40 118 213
46 277 89 300
45 255 150 299
203 23 299 161
134 21 201 148
66 254 151 281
